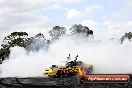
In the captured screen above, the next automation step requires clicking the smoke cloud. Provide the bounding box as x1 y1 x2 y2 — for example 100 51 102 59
0 33 132 77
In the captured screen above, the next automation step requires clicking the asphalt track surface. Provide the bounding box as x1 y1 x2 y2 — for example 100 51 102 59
0 75 132 88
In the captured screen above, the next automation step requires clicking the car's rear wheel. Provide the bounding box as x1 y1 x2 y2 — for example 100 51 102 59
80 76 86 84
77 76 86 84
56 70 65 78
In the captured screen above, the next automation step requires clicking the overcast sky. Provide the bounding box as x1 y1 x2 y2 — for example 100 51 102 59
0 0 132 42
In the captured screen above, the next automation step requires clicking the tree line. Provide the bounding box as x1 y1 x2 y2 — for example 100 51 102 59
0 24 93 63
1 24 131 64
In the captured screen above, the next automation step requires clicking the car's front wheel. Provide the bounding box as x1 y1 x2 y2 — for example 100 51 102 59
56 70 65 78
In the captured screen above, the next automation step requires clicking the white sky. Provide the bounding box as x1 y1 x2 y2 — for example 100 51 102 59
0 0 132 42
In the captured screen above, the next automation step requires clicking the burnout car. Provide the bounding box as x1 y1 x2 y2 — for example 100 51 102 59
43 56 93 78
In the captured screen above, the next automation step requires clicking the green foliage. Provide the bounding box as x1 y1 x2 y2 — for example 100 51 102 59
26 33 49 51
120 32 132 44
0 49 10 60
0 32 29 60
0 32 50 60
70 24 93 36
49 26 66 40
0 25 94 62
11 32 28 37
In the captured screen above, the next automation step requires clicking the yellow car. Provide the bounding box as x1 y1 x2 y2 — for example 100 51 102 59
43 60 93 78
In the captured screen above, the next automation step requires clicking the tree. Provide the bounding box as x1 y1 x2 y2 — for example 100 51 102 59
120 32 132 44
26 33 49 51
0 32 50 61
70 24 93 36
0 32 29 60
49 26 66 40
2 32 28 48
